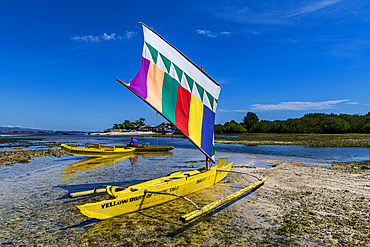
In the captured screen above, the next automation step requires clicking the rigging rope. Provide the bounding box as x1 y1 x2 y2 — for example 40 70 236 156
144 190 201 210
156 112 161 177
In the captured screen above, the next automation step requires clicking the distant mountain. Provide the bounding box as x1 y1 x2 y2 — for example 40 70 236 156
0 126 54 133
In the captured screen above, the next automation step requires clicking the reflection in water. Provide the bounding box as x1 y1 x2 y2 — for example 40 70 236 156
61 151 175 182
129 156 138 170
137 151 174 159
61 154 136 182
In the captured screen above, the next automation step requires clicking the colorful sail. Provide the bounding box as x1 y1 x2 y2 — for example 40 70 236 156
118 23 221 162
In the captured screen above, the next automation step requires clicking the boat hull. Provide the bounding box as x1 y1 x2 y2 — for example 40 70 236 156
60 144 135 157
77 160 233 219
113 145 174 153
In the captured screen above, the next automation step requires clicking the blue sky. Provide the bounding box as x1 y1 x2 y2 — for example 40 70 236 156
1 0 370 131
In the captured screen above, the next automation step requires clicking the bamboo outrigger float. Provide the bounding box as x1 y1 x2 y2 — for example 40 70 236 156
70 23 267 222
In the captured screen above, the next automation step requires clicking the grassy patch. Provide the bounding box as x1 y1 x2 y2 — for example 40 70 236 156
331 160 370 170
277 210 308 236
233 165 251 168
216 133 370 147
0 137 60 149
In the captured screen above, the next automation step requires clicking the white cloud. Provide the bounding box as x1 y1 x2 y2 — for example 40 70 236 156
1 125 42 129
196 29 231 38
218 109 247 113
346 102 359 105
102 33 120 41
126 31 136 39
71 35 101 42
250 99 349 111
289 0 343 17
220 31 231 36
208 0 347 26
71 31 136 42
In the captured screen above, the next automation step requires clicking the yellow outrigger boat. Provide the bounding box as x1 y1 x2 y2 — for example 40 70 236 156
61 143 135 157
61 143 174 157
74 158 232 220
70 23 266 222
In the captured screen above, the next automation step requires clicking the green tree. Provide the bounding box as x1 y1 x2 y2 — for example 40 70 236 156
214 124 224 133
322 116 350 133
242 112 259 131
134 118 146 128
250 120 272 133
123 120 134 130
220 120 246 133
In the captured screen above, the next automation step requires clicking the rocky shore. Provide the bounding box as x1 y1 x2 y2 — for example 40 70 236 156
0 148 65 166
230 161 370 246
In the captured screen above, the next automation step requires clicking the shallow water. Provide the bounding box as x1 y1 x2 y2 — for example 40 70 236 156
1 134 370 245
0 149 248 245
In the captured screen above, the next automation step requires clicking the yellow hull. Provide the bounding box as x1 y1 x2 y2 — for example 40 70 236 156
77 160 233 219
60 144 135 157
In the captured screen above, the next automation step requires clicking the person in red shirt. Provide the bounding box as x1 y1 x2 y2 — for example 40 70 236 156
129 136 139 147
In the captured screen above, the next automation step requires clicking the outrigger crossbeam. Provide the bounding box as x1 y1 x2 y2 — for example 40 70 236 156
143 190 201 210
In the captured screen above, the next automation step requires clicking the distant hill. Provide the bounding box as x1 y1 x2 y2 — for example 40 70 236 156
0 126 54 133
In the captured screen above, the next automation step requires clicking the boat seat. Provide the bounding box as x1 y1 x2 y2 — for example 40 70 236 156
216 158 228 168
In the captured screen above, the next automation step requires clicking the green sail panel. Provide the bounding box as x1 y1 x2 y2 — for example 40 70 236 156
162 73 179 124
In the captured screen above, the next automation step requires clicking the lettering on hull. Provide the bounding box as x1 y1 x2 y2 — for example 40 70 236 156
170 186 179 192
101 193 152 209
196 177 206 184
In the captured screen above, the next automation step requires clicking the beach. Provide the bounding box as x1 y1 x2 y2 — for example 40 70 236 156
1 147 369 246
230 160 370 246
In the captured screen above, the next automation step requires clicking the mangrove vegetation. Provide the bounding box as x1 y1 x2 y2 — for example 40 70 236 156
215 112 370 134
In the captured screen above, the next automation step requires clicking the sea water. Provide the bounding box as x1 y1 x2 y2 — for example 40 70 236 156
1 134 369 245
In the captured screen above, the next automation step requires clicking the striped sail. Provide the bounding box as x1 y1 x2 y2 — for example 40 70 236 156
118 24 221 162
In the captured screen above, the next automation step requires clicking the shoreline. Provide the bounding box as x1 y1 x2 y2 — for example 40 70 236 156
90 131 158 135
